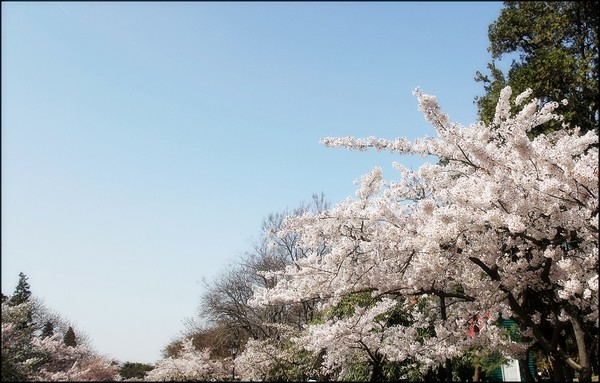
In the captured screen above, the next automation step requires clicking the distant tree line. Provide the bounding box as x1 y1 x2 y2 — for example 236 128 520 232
1 272 155 381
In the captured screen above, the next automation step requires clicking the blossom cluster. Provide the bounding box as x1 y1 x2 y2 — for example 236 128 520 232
31 335 119 381
250 86 598 375
144 338 230 381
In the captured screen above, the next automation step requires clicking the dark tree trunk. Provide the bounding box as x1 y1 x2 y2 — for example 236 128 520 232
552 355 567 382
370 360 384 382
439 296 453 381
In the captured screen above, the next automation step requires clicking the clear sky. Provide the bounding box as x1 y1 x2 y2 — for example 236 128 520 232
2 1 505 364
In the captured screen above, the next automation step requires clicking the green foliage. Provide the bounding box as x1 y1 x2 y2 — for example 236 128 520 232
475 61 508 124
476 1 599 135
295 343 326 381
258 339 325 381
499 318 522 342
6 273 34 336
343 360 371 381
119 362 155 380
9 273 32 307
306 291 376 325
2 275 38 381
459 347 508 376
328 291 375 319
2 302 38 382
1 349 33 382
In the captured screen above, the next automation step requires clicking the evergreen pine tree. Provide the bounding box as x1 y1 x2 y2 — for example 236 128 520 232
63 326 77 347
475 1 599 136
7 273 34 332
41 320 55 339
8 272 32 306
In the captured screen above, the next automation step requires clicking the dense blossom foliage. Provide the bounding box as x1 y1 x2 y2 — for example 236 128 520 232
234 330 323 381
30 335 119 381
250 86 598 380
234 338 293 381
2 304 34 381
144 338 230 381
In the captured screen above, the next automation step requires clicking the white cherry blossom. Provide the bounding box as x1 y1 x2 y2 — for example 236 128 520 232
250 86 598 379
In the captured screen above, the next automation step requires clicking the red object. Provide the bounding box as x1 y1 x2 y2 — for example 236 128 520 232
467 313 491 337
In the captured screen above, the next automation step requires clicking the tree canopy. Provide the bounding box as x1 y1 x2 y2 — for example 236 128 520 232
251 86 598 381
152 86 598 381
475 1 599 136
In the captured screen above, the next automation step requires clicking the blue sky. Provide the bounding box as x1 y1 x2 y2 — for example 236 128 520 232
2 2 505 364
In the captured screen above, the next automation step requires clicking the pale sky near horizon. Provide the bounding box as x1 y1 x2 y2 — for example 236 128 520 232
2 1 505 364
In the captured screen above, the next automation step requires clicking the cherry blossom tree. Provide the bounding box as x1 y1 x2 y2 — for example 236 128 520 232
144 338 231 381
2 301 119 382
234 338 297 381
2 302 38 381
250 87 598 381
234 327 327 381
30 335 119 381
